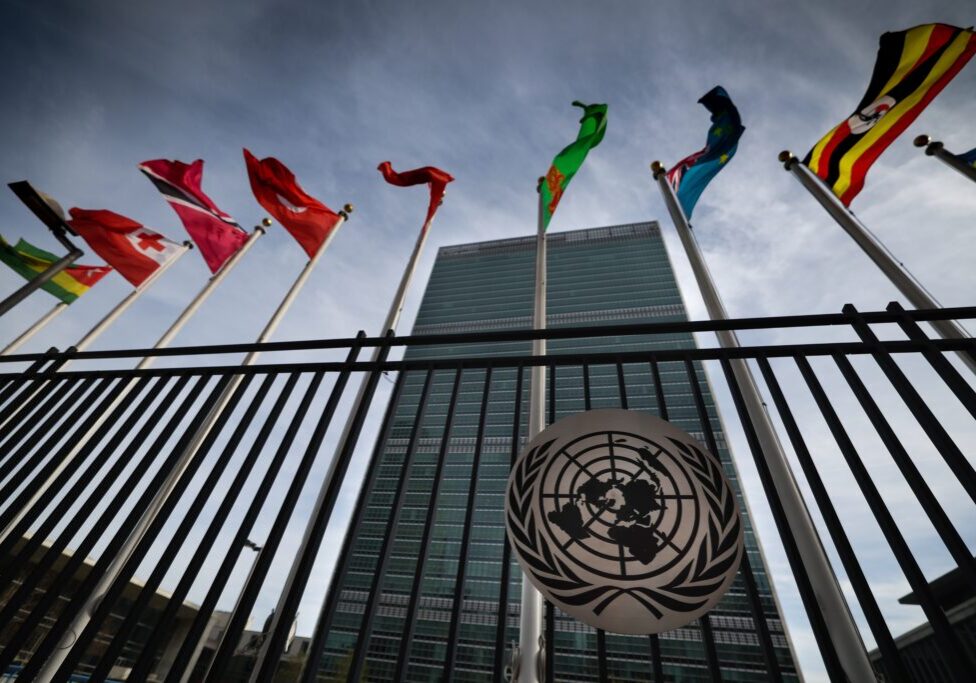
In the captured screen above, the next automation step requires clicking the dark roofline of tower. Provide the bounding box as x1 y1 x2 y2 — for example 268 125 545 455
437 221 661 258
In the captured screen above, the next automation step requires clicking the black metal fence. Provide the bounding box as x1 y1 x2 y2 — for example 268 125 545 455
0 302 973 682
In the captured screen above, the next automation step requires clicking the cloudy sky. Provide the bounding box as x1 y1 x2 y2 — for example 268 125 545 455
1 1 974 680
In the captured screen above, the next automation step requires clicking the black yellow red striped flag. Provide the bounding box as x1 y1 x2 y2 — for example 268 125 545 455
804 23 976 206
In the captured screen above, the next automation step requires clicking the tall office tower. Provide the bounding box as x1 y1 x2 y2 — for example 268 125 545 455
317 223 799 682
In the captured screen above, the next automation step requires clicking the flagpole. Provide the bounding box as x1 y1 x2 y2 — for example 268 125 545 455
245 209 349 353
778 150 976 374
514 179 547 683
1 181 85 318
32 210 350 682
0 242 193 426
0 250 81 320
73 241 193 353
0 302 69 356
651 160 877 682
0 225 265 541
269 204 441 683
136 223 268 369
913 135 976 184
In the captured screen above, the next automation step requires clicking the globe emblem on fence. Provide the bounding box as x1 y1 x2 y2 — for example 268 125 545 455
506 409 743 634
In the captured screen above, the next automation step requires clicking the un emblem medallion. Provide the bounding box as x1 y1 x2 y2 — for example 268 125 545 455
505 409 743 634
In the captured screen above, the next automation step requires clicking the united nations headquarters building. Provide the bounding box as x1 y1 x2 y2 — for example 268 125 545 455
313 223 799 682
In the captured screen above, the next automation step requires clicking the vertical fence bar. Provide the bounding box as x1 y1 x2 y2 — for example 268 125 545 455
796 355 974 677
125 372 302 683
615 360 627 409
0 347 58 410
53 370 260 679
442 366 492 681
718 357 847 681
343 368 436 683
0 374 132 544
0 376 132 538
832 353 976 593
160 371 329 681
754 356 907 682
674 359 723 682
699 617 723 683
0 377 92 490
843 304 976 504
885 301 976 419
0 348 70 425
300 368 408 683
647 359 666 683
42 370 248 681
0 374 224 679
71 373 275 681
204 339 369 683
594 361 629 682
251 335 394 683
0 375 76 456
493 364 524 683
684 358 774 682
393 367 465 680
0 375 163 580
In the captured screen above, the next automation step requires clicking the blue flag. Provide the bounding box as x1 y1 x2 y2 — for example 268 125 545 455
957 146 976 168
667 87 745 218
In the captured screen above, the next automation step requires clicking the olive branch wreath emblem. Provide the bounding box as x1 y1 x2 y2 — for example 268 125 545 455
506 436 742 619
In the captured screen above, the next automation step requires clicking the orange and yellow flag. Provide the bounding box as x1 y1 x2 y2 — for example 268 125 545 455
804 23 976 206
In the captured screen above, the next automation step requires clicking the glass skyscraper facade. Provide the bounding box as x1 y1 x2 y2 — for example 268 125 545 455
318 223 799 682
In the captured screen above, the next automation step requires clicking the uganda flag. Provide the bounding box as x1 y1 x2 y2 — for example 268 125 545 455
804 24 976 206
0 236 111 304
540 101 608 229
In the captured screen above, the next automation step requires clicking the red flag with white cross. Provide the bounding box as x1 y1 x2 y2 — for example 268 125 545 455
68 208 183 286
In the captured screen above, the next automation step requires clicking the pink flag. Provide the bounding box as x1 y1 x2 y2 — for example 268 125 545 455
139 159 248 272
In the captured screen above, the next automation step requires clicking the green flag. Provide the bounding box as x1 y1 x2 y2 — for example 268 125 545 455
540 101 608 229
0 236 111 303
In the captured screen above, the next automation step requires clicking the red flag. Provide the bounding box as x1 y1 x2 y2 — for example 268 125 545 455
139 158 248 272
68 209 183 286
377 162 454 226
243 149 341 258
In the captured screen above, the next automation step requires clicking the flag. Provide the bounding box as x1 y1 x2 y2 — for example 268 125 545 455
0 236 111 303
243 149 342 258
667 87 745 219
68 209 183 286
139 158 248 272
804 23 976 206
540 101 608 229
377 162 454 227
957 146 976 168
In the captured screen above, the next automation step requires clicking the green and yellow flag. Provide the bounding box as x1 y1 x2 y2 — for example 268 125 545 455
540 101 608 229
0 236 111 303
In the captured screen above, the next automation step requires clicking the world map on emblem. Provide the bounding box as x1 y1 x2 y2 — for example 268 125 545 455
506 409 743 634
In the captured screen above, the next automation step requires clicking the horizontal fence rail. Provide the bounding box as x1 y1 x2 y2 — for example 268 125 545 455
0 303 972 682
